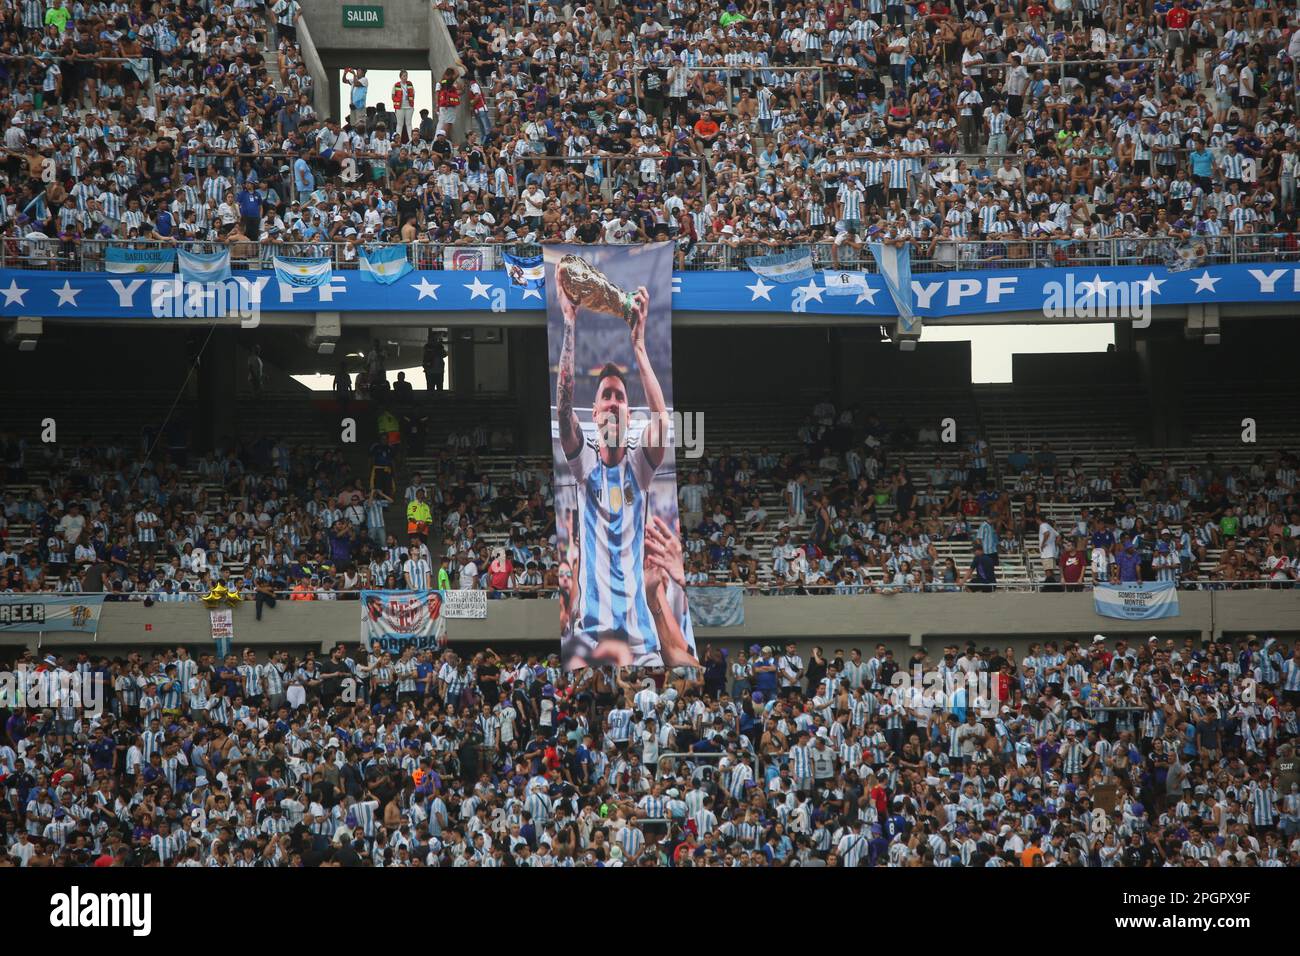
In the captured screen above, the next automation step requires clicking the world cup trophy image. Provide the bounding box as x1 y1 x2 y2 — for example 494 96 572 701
557 254 637 329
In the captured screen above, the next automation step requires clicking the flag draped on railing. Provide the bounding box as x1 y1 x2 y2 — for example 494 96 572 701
867 241 916 335
745 248 815 282
821 270 871 296
272 255 332 288
502 251 544 296
105 246 176 274
177 249 232 283
686 587 744 627
358 245 413 284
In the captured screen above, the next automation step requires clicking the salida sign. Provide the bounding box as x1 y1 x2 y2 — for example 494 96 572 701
342 5 383 27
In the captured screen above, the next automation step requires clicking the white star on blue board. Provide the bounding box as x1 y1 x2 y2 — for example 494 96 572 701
855 283 880 305
1136 272 1166 296
52 281 82 307
1 279 28 306
411 277 440 300
464 277 493 300
1077 273 1113 301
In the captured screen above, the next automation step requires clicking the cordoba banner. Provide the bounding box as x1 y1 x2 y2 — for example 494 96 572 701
361 589 448 652
546 241 697 671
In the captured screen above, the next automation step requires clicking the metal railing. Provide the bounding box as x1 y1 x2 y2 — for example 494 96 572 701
5 233 1297 274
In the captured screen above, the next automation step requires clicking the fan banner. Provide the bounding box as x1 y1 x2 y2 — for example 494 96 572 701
361 590 449 652
105 246 175 274
687 587 745 627
440 589 487 619
545 242 698 671
0 594 105 634
1094 582 1181 620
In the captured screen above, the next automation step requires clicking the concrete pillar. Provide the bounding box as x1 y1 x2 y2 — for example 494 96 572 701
508 327 551 455
295 18 331 120
450 330 474 396
197 328 238 451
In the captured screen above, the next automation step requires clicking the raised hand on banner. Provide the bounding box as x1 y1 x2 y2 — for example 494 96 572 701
558 285 578 327
645 515 686 590
629 286 649 351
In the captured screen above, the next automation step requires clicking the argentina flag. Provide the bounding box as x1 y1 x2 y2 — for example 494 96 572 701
273 255 333 288
745 248 816 283
502 251 544 296
177 248 232 283
105 246 176 274
821 270 871 296
358 245 413 284
868 241 917 335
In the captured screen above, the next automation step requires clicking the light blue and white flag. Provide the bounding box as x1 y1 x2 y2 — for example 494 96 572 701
0 594 106 634
358 245 413 284
1094 581 1180 621
745 248 815 283
686 587 745 627
273 255 332 288
868 241 916 334
177 248 232 283
105 246 176 274
821 270 871 296
502 251 545 290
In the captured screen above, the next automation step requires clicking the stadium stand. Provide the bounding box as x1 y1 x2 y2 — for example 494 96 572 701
2 0 1298 270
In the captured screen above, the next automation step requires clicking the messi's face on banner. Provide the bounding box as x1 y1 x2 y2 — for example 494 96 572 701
592 366 630 457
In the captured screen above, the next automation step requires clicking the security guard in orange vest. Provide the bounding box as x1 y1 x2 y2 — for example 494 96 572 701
392 70 415 142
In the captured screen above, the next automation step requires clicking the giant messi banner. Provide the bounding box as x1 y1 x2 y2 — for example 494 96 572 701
546 242 698 671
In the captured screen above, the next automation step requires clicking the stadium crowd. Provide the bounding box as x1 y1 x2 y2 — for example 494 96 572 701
1 385 1298 601
1 0 1299 268
0 634 1297 866
2 389 1297 601
2 0 1299 873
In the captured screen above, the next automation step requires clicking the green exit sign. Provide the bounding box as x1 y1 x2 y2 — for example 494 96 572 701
342 5 383 27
